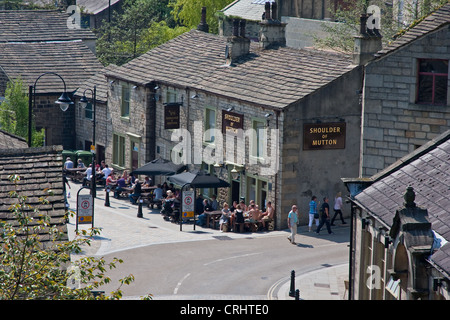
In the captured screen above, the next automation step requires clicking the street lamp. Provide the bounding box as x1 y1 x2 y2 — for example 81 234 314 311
28 72 73 146
79 86 97 197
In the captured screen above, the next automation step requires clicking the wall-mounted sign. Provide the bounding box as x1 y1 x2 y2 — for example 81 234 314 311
303 122 346 150
164 103 180 129
222 110 244 137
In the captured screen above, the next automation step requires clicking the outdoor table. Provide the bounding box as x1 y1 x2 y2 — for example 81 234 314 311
204 210 222 229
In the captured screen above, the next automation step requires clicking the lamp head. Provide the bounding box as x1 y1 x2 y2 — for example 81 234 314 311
56 92 74 112
79 95 89 109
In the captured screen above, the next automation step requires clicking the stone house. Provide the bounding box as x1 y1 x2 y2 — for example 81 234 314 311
0 10 103 149
344 130 450 300
76 0 124 29
359 2 450 177
104 10 364 229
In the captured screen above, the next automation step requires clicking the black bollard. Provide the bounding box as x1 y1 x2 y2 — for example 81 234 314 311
289 270 295 297
295 289 300 300
137 198 143 218
105 188 110 207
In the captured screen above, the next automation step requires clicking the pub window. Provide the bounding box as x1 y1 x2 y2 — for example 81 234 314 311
204 107 216 143
113 134 126 167
416 59 448 106
252 119 266 159
121 84 130 117
166 89 177 104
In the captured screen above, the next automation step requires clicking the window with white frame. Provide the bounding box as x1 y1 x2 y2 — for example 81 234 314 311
252 118 266 158
204 107 216 143
121 84 130 117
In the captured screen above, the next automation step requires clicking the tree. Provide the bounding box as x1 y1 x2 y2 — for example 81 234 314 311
0 174 150 300
169 0 234 34
313 0 448 53
0 78 45 147
96 0 183 65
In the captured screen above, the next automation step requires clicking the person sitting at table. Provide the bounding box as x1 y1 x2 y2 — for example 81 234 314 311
77 159 85 168
203 198 212 212
129 179 142 204
153 184 164 202
64 157 74 170
105 172 116 188
114 174 127 198
219 202 231 232
195 194 204 215
101 164 112 185
82 164 93 187
260 201 274 229
210 194 218 211
239 200 247 212
247 204 260 223
162 182 169 194
231 204 245 232
143 176 152 187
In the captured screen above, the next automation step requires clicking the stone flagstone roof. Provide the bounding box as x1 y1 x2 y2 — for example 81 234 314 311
0 10 96 43
0 41 103 94
105 29 355 109
0 145 68 247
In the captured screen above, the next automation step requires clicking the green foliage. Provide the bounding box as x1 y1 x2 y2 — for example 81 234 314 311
96 0 233 65
313 0 447 53
169 0 234 34
0 78 45 147
0 174 150 300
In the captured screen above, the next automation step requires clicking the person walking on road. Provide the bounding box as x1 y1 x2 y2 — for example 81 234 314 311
287 205 299 245
331 192 346 226
316 197 333 235
308 196 319 232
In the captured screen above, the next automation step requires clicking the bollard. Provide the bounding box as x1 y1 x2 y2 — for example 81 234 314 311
295 289 300 300
289 270 295 297
137 198 143 218
105 188 110 207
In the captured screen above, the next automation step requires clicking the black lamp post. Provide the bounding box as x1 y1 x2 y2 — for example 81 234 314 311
79 86 97 197
28 72 73 147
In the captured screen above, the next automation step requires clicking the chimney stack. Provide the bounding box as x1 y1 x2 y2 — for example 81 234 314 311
259 1 286 49
226 19 250 65
352 13 382 65
197 7 209 33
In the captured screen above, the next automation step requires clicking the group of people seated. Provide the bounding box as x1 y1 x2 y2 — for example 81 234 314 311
195 195 275 232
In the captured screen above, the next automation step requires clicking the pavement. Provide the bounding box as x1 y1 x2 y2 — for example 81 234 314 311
66 181 350 300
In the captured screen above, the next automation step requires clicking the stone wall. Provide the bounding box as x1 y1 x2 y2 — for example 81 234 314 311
361 26 450 177
281 66 364 227
33 94 75 149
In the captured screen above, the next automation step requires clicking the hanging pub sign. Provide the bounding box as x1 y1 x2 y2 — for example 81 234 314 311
222 110 244 137
303 122 346 150
164 103 180 129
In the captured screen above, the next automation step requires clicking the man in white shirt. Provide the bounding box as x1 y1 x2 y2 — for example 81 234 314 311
331 192 346 225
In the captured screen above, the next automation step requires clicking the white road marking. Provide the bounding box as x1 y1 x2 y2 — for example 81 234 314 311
174 273 191 295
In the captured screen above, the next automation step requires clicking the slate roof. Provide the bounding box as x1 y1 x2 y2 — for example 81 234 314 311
353 130 450 278
74 65 117 104
0 10 96 43
375 2 450 58
105 29 355 109
0 41 103 94
220 0 274 21
0 130 28 149
0 145 68 247
77 0 121 15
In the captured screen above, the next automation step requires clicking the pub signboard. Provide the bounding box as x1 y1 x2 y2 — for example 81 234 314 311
303 122 346 150
222 110 244 137
164 103 180 129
